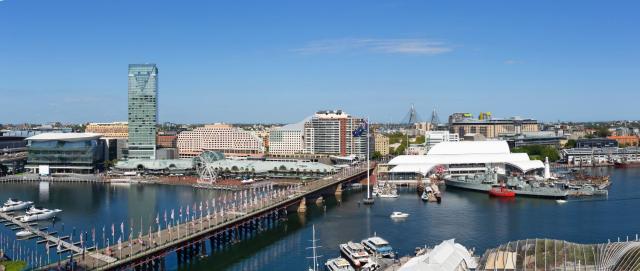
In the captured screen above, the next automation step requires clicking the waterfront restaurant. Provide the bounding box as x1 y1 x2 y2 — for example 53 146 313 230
25 133 105 175
381 141 544 182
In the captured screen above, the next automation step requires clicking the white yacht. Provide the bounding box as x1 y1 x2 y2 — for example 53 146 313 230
325 257 355 271
339 241 370 268
362 236 394 258
26 206 48 215
1 199 33 212
18 208 61 222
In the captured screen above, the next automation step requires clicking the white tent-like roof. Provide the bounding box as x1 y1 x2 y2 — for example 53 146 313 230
399 239 478 271
388 141 544 175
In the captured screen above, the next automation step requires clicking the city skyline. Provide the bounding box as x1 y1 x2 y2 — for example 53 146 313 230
1 0 639 124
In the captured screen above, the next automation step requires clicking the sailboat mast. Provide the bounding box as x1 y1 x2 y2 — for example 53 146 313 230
367 117 370 199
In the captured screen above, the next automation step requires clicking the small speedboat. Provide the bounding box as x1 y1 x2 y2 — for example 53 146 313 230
16 230 34 238
18 208 62 222
1 199 33 212
556 199 568 204
390 212 409 219
421 191 429 202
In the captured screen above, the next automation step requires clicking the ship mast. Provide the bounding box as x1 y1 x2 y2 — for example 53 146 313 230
306 224 322 271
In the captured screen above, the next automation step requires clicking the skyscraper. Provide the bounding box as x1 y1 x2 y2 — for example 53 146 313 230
127 64 158 159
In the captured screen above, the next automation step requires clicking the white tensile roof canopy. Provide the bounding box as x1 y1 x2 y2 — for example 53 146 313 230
388 141 544 175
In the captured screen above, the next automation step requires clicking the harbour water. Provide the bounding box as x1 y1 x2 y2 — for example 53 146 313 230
1 167 639 270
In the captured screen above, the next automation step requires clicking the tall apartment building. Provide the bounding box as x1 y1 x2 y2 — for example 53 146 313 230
85 122 128 139
374 133 390 156
449 116 538 139
127 64 158 159
303 110 371 158
177 124 264 158
269 122 305 155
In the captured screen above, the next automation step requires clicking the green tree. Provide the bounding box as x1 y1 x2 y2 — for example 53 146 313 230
512 145 560 162
371 151 382 160
564 139 577 149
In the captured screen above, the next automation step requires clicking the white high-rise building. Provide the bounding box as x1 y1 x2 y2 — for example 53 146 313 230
269 121 305 155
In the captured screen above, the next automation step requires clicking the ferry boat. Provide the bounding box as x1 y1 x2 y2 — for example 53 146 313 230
325 258 355 271
18 208 62 222
361 236 394 258
1 199 33 212
339 242 370 268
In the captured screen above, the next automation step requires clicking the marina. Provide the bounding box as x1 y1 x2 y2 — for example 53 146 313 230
0 167 638 270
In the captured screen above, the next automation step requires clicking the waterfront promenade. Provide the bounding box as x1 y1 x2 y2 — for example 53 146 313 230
32 164 370 270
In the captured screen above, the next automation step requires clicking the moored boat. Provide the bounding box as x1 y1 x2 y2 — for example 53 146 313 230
16 230 34 238
18 208 62 222
362 236 394 258
325 258 355 271
339 242 370 268
488 186 515 197
1 199 33 212
614 161 640 168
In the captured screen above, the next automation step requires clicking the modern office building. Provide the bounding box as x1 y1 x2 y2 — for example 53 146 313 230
24 133 105 174
374 133 390 156
303 110 371 159
576 138 618 148
269 121 305 155
177 124 264 158
449 115 539 138
128 64 158 159
85 122 128 139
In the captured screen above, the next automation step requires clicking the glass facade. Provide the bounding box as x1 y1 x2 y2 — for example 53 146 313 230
27 139 105 173
128 64 158 159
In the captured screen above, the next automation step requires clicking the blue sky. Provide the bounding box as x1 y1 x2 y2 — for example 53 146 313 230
1 0 638 124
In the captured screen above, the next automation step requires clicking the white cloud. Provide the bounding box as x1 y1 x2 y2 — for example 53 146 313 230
294 38 452 55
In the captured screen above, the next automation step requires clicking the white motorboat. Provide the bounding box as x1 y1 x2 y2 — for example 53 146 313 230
18 208 61 222
556 199 568 204
378 192 398 198
390 212 409 219
325 257 355 271
339 242 370 268
16 230 34 238
26 206 48 215
362 236 394 258
1 198 33 212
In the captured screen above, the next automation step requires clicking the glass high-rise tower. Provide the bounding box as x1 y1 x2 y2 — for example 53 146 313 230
127 64 158 159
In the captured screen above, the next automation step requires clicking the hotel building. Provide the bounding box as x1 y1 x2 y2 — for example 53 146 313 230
127 64 158 159
177 124 264 158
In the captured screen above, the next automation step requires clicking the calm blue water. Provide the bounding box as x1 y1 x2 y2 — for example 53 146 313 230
1 168 639 270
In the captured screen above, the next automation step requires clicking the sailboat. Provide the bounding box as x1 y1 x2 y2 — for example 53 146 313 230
307 225 323 271
362 118 375 205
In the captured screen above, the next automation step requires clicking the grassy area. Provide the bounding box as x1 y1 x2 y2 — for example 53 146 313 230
512 145 560 162
0 260 27 271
